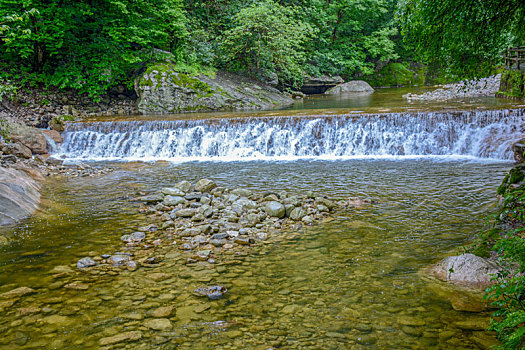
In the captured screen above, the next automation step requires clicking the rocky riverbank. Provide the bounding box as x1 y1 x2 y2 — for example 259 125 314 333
0 84 137 129
75 178 368 275
403 74 501 101
0 121 114 230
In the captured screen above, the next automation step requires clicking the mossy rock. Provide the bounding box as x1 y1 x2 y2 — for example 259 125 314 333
140 63 214 97
499 70 525 98
136 64 293 114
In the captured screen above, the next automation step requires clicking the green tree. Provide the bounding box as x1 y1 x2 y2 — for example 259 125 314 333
299 0 399 77
0 0 187 100
220 0 316 88
398 0 525 76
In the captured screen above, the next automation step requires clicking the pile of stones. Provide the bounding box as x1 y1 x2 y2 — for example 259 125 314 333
76 178 356 273
403 74 501 101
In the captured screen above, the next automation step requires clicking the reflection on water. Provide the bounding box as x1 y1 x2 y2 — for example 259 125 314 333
0 160 509 349
283 86 518 112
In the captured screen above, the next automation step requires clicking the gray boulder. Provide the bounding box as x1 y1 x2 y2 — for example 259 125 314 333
264 201 286 218
174 181 192 193
195 179 217 193
232 198 258 214
325 80 374 95
289 207 307 221
163 195 186 206
429 254 500 289
161 187 185 196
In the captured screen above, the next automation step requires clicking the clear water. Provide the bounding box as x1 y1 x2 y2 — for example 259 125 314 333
0 159 509 349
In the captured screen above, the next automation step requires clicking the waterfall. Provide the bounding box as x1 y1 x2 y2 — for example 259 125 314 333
43 133 58 153
54 109 525 162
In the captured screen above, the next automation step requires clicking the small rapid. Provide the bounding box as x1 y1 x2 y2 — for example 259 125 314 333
55 109 525 162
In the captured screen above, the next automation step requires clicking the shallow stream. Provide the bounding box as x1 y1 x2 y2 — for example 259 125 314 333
1 89 524 348
0 159 511 349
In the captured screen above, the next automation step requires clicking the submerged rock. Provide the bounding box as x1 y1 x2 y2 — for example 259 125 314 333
194 179 217 193
0 287 35 299
77 257 96 269
99 331 142 346
194 286 228 300
145 318 172 331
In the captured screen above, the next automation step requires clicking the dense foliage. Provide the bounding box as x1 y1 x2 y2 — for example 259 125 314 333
398 0 525 77
0 0 405 94
473 165 525 349
221 1 315 88
0 0 187 100
0 0 522 93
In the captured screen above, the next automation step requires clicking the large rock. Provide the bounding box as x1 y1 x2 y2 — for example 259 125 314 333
41 130 63 144
325 80 374 95
0 167 41 226
136 63 293 114
8 123 47 154
2 142 32 159
194 179 216 193
300 75 344 94
428 254 500 289
264 201 286 218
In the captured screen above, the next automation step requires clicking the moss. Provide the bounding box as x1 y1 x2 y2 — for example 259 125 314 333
471 228 502 258
497 174 510 195
509 167 525 184
499 70 525 98
140 62 216 97
472 241 491 258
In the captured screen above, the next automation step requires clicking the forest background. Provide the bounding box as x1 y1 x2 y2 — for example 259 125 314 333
0 0 523 101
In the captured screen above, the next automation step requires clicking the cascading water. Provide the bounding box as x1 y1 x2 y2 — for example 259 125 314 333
55 109 525 162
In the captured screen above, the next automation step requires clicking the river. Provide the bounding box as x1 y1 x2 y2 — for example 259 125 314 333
0 90 524 349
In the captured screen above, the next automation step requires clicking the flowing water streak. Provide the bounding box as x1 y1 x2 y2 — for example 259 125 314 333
56 109 525 162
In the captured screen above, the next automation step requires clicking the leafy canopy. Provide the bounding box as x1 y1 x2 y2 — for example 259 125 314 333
0 0 187 100
220 0 316 88
398 0 525 76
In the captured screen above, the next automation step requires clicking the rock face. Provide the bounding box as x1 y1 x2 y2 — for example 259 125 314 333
136 63 293 114
300 75 344 95
0 167 41 226
8 123 47 154
325 80 374 95
429 254 500 289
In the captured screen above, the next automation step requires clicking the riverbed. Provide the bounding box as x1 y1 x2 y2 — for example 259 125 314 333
0 159 509 349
